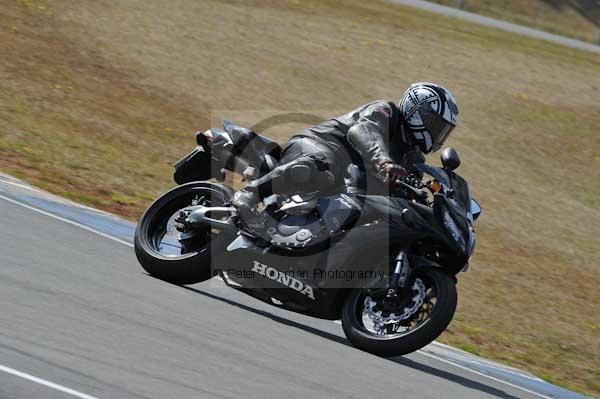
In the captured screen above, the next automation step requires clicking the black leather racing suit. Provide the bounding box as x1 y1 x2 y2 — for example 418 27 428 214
297 100 424 176
234 100 425 209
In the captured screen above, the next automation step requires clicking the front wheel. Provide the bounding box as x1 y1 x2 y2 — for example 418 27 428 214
341 268 457 357
134 182 234 285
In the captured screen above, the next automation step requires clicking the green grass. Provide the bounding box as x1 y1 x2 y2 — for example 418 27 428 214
1 0 600 396
454 342 483 357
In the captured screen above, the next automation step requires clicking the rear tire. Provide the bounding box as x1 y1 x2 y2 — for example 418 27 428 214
134 182 234 285
341 268 457 357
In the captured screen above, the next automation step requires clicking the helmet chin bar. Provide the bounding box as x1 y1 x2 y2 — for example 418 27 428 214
410 130 433 153
423 131 433 153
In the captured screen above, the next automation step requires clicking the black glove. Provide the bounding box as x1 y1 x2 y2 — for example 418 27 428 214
378 162 408 186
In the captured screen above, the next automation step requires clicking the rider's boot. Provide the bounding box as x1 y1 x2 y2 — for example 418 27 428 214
232 187 265 233
232 154 331 237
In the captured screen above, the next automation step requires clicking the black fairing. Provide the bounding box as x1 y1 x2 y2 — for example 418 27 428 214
433 196 468 251
434 178 473 272
173 146 216 184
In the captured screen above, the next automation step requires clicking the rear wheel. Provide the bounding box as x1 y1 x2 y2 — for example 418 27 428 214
341 268 457 357
134 182 234 285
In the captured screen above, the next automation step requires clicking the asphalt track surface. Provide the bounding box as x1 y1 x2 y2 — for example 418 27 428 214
389 0 600 54
0 179 589 399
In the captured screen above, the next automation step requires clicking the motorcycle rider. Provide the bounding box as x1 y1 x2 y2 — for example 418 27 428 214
231 82 459 225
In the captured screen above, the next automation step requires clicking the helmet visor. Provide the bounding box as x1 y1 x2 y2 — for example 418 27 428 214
421 108 455 151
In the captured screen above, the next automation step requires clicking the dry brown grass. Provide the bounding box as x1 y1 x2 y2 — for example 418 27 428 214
1 0 599 395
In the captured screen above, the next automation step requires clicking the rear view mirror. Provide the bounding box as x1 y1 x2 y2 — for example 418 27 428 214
441 147 461 171
470 199 481 221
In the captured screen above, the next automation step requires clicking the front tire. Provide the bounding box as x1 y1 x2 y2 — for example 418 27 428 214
134 182 234 285
341 268 457 357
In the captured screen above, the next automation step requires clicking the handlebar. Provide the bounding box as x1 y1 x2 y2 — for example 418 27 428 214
390 175 428 202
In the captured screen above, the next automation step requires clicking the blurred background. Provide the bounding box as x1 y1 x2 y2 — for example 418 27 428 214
431 0 600 43
1 0 599 396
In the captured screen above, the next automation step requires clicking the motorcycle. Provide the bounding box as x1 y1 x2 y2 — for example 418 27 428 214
134 120 481 357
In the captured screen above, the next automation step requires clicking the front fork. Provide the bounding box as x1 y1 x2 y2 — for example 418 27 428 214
387 251 413 299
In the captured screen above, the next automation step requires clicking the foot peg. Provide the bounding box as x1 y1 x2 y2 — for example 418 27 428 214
185 205 238 233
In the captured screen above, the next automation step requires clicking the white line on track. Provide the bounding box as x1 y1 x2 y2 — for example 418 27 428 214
0 177 46 193
416 351 553 399
0 178 116 216
0 194 133 248
0 192 552 399
0 364 99 399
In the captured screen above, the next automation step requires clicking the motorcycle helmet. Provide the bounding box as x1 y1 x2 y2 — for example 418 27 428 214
399 82 459 153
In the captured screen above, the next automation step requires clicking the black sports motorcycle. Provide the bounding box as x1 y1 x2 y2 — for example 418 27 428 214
134 121 481 357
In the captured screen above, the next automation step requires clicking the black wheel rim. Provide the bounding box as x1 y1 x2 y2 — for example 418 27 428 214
143 187 227 259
